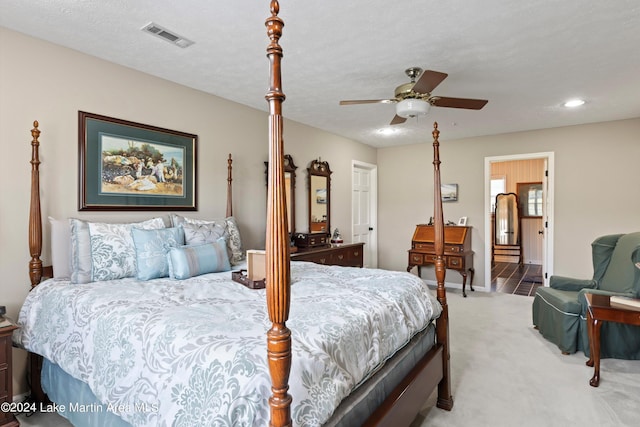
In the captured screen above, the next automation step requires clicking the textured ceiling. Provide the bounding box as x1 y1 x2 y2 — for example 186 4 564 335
1 0 640 147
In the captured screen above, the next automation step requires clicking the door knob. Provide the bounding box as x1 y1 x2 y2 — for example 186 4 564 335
369 227 374 231
538 230 544 235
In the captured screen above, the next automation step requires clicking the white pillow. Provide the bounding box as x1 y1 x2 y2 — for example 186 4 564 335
49 216 71 279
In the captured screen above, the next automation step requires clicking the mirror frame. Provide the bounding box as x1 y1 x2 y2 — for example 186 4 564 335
264 154 297 235
307 159 332 235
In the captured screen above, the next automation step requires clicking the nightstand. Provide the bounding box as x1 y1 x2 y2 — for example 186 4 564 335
0 324 19 427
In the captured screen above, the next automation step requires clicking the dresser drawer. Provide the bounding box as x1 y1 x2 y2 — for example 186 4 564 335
344 246 362 265
332 250 348 266
0 367 6 398
310 253 330 265
0 336 7 366
447 256 464 269
409 252 424 265
410 252 440 265
413 243 434 251
294 233 329 248
293 243 364 268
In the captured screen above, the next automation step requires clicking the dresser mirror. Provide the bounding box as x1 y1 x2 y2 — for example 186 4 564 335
307 159 332 235
264 154 297 235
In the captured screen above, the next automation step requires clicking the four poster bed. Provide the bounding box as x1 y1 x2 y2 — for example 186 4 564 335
15 2 453 426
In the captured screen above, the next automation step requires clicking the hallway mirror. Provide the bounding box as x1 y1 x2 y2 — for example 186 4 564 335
494 193 520 245
264 154 297 235
307 159 331 235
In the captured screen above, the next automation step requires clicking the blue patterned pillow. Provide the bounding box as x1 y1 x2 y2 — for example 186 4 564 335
132 227 185 280
167 239 231 280
225 216 245 265
88 218 166 282
70 217 165 284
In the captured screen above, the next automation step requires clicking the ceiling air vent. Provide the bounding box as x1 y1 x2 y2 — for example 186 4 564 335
141 22 194 48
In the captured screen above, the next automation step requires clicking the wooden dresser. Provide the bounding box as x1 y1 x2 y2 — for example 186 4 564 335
0 324 19 427
407 225 474 297
292 243 364 268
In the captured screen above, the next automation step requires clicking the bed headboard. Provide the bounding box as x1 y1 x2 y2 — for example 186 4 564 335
26 122 235 288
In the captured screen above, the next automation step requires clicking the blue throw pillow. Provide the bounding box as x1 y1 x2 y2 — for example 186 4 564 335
132 227 185 280
167 238 231 280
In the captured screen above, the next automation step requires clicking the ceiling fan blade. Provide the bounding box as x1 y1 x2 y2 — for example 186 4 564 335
432 97 488 110
339 99 396 105
390 115 406 125
411 70 448 94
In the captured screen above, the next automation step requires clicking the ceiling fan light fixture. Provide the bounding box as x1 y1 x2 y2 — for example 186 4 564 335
563 99 585 108
396 98 430 118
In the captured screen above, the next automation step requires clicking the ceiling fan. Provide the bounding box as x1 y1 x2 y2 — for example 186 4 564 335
339 67 488 125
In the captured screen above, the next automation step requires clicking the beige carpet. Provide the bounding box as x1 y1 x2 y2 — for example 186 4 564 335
413 289 640 427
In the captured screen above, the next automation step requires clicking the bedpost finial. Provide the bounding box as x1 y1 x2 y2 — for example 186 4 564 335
270 0 280 16
432 121 440 140
31 121 41 139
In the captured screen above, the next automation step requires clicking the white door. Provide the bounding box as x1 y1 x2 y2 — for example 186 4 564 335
352 161 377 268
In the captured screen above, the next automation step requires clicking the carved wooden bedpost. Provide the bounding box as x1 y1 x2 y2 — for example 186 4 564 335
432 122 454 410
29 120 43 288
264 2 292 427
226 153 233 217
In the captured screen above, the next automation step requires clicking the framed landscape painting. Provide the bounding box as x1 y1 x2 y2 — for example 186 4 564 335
78 112 197 211
441 183 458 202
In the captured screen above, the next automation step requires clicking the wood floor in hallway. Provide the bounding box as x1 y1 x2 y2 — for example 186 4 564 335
491 262 543 296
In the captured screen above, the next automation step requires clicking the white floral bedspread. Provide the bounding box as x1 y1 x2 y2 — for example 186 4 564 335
15 262 441 427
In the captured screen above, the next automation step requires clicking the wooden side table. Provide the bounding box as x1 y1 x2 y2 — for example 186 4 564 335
584 293 640 387
0 324 19 427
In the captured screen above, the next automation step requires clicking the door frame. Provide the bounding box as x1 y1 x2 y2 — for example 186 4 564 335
484 152 554 290
351 160 378 268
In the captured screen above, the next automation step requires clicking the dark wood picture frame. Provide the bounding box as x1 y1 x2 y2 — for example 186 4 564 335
78 111 197 211
517 181 543 217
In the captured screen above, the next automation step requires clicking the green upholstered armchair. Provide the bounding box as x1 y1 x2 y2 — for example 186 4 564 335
532 232 640 358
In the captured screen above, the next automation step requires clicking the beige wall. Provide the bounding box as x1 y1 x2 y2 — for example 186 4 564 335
0 28 375 395
3 26 639 398
378 118 640 287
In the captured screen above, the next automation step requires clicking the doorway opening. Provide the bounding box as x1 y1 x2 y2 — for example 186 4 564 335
484 152 554 292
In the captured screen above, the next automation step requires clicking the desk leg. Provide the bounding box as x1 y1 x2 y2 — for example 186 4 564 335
460 272 467 298
459 269 474 298
588 315 602 387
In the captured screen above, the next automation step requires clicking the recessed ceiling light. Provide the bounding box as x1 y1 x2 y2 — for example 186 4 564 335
563 99 585 108
377 128 397 136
